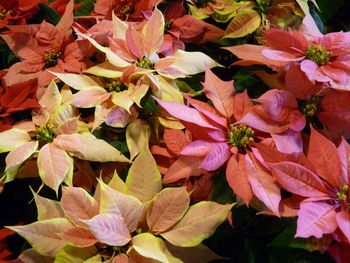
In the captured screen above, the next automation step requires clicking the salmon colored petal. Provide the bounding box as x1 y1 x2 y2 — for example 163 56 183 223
180 140 216 157
70 88 109 108
271 130 303 154
224 45 289 68
199 143 231 171
164 156 206 184
141 8 165 57
262 49 304 62
154 97 219 130
300 14 323 38
336 209 350 243
307 127 341 188
267 162 329 197
202 67 235 119
185 96 227 128
245 154 281 216
226 154 253 205
300 60 330 83
264 29 308 51
296 201 337 238
163 128 188 156
56 0 74 33
126 27 145 59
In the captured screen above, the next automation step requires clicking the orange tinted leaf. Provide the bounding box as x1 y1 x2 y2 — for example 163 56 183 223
60 227 98 247
224 10 261 38
307 127 341 188
202 68 235 119
126 119 151 160
161 202 233 247
32 189 65 220
147 187 190 233
7 218 72 256
126 147 162 203
19 249 54 263
163 129 188 156
37 143 73 193
164 156 206 184
141 8 165 56
61 186 99 227
98 179 143 232
226 154 253 205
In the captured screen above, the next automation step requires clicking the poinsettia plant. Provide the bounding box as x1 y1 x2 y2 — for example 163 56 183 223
0 0 349 262
8 146 232 262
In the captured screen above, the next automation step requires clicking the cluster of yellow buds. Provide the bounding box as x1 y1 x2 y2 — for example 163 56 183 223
106 80 127 93
302 96 318 118
164 20 173 31
306 45 331 66
119 4 134 19
337 185 349 201
44 49 62 68
135 56 155 70
0 9 13 20
36 124 55 143
227 124 254 148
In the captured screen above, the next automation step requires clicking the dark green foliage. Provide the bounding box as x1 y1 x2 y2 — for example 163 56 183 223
75 0 96 16
38 3 61 25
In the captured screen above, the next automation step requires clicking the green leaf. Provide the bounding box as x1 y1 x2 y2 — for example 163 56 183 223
269 247 311 263
232 68 269 97
210 171 234 204
75 0 96 16
38 3 61 25
315 0 343 22
269 246 331 263
270 222 332 253
310 3 325 33
141 92 159 113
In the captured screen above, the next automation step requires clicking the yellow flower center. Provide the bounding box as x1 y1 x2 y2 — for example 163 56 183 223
302 96 318 118
119 4 134 19
44 50 62 68
0 9 13 20
164 20 173 31
106 80 127 92
337 185 349 202
306 45 331 66
227 124 254 148
135 56 155 69
36 124 55 143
